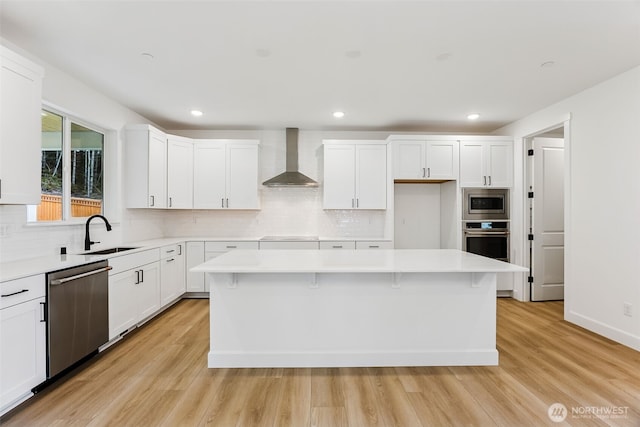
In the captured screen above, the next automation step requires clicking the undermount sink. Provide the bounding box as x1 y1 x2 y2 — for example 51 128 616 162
86 246 139 255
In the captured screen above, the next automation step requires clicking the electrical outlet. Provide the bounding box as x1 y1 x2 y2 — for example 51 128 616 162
623 303 633 317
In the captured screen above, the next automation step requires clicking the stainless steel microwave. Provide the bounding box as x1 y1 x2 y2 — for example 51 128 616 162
463 188 509 220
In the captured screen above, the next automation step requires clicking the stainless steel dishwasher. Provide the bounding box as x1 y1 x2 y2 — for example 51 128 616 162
46 260 111 378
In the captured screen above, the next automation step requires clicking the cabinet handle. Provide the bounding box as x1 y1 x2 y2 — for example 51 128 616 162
167 258 175 263
1 289 29 298
140 269 144 283
332 245 343 249
356 198 359 208
422 167 426 178
226 245 237 249
221 198 225 208
135 270 140 284
150 195 155 206
226 198 229 208
488 176 492 186
427 167 431 178
483 176 487 186
166 249 175 254
369 245 380 248
40 302 46 322
178 245 182 255
169 197 173 207
352 199 355 208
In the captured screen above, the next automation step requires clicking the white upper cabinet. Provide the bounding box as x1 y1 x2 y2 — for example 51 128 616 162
459 140 513 188
125 125 168 208
0 46 44 205
193 140 259 209
323 141 388 210
166 135 193 209
392 138 458 180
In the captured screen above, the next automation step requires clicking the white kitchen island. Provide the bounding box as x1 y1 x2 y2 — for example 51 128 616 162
192 249 527 368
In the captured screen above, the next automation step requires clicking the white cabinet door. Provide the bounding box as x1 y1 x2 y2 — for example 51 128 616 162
323 144 356 209
460 141 513 188
137 261 160 321
160 243 185 306
147 133 167 208
186 241 205 292
226 143 259 209
459 141 486 187
393 141 425 179
193 141 227 209
425 141 458 180
108 269 138 338
125 125 168 208
167 137 193 209
486 142 513 188
0 297 46 412
355 145 387 209
0 46 43 205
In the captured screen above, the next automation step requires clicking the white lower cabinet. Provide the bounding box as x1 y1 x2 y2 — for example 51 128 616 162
108 250 161 339
160 243 185 306
186 241 205 292
0 274 46 414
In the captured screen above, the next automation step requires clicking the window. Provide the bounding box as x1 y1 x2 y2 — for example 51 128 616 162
28 108 105 222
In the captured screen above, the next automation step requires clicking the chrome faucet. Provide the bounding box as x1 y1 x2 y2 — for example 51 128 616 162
85 215 112 251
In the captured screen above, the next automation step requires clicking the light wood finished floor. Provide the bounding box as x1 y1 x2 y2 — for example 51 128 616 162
2 298 639 426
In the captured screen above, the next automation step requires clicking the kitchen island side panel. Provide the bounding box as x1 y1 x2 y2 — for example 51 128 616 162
207 271 497 368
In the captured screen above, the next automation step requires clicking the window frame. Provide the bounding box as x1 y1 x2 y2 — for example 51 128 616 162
29 104 109 225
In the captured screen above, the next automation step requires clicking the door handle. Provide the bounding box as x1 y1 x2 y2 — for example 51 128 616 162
50 266 113 285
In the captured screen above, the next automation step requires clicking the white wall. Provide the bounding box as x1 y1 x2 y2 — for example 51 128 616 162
497 65 640 351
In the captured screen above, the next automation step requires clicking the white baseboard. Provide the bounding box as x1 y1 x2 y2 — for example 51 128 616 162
566 311 640 351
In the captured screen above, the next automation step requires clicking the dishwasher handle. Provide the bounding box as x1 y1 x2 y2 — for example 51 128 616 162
50 266 113 285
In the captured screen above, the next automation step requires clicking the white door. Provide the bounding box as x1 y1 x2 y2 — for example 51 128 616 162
393 141 425 179
323 144 356 209
459 142 486 187
355 144 387 209
147 133 167 208
487 142 513 187
193 141 226 209
530 137 565 301
226 143 259 209
426 141 457 180
167 138 193 209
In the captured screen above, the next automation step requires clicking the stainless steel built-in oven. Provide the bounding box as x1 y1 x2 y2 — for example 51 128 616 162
462 221 509 262
463 188 509 220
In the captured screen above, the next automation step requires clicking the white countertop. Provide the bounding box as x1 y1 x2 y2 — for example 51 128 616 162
0 236 393 282
191 249 528 274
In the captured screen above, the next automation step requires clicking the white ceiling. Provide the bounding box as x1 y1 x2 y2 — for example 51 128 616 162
1 1 639 133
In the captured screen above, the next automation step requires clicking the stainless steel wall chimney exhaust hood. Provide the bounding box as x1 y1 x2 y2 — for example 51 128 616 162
262 128 318 187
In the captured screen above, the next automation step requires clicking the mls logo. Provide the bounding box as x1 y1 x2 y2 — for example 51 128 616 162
548 403 568 422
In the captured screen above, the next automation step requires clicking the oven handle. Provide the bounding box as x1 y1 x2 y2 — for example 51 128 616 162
50 266 113 285
464 230 509 235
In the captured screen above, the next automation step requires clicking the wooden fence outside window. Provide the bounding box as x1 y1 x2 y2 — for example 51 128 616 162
37 194 102 221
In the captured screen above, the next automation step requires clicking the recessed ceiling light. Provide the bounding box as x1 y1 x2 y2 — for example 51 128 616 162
467 113 480 120
191 110 203 117
333 111 345 119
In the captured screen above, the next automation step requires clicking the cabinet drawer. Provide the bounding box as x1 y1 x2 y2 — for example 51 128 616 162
108 249 160 275
205 241 259 252
160 244 182 259
355 241 394 250
319 241 356 250
0 274 45 309
259 241 319 250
